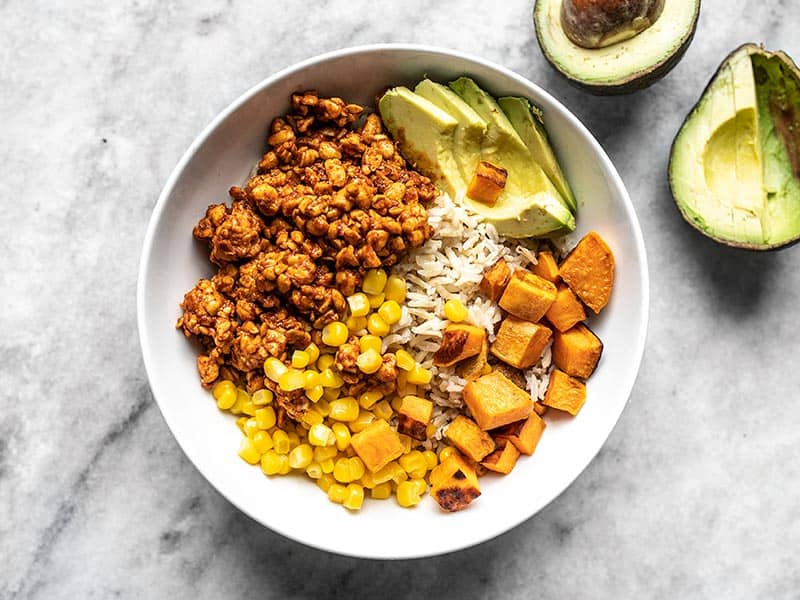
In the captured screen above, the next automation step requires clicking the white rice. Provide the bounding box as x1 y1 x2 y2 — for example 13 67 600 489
385 194 562 447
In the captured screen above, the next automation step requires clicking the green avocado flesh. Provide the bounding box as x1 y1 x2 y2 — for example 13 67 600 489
378 77 575 238
669 45 800 248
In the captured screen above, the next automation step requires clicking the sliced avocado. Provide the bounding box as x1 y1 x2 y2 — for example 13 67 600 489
448 77 575 237
669 44 800 249
498 96 576 212
533 0 700 94
414 79 487 189
378 87 465 199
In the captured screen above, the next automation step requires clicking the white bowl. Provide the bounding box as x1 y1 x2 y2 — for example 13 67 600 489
137 44 649 559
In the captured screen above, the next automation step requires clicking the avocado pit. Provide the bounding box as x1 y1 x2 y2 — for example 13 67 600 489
561 0 665 49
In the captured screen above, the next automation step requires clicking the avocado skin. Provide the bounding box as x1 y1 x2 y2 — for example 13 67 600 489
668 43 800 251
533 0 700 95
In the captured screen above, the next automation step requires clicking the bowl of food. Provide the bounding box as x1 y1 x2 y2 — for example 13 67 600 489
137 44 648 559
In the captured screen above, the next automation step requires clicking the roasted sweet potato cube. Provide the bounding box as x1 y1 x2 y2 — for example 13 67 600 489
530 250 560 283
559 231 615 314
545 283 587 332
445 415 496 462
396 395 433 441
552 323 603 379
543 369 587 416
491 315 552 369
479 259 512 302
467 160 508 206
498 269 557 322
430 454 481 512
534 400 548 416
350 419 405 472
433 324 486 367
456 337 488 381
462 370 533 430
493 412 546 455
481 438 521 474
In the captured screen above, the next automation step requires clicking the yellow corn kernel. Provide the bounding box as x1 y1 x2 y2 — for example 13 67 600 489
362 269 388 295
301 408 324 428
372 462 396 485
319 368 344 389
238 437 260 465
358 334 383 354
390 396 403 412
321 321 349 347
303 370 321 389
263 357 288 382
255 406 276 430
422 449 438 470
308 423 336 447
306 461 323 479
272 429 291 454
242 418 258 439
398 433 414 454
289 443 314 470
327 483 348 504
260 450 285 475
347 292 371 317
349 410 376 433
360 470 376 489
426 423 437 439
407 364 432 385
396 480 423 507
358 390 383 409
252 430 273 454
286 430 301 449
291 350 310 369
333 457 352 483
240 399 256 417
314 445 338 463
384 275 407 303
346 314 368 332
235 417 247 433
367 293 385 309
400 451 428 479
251 388 273 406
390 462 408 484
444 298 469 322
212 380 238 410
395 349 415 371
356 349 382 374
322 387 341 402
410 477 427 497
378 300 402 325
349 457 366 481
306 385 324 402
332 422 351 451
343 483 365 510
316 473 335 492
304 342 320 365
316 354 335 371
315 398 331 416
329 396 359 422
438 445 459 462
278 368 306 392
367 313 390 336
372 399 393 421
371 481 393 499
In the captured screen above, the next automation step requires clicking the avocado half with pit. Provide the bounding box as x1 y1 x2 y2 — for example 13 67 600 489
533 0 700 94
669 44 800 250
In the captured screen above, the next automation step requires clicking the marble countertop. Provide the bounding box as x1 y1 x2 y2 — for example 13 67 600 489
3 1 800 598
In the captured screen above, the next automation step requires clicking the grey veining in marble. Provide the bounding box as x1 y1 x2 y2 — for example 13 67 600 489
3 1 800 598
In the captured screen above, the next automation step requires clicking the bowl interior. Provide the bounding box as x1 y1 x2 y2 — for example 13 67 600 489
138 46 648 559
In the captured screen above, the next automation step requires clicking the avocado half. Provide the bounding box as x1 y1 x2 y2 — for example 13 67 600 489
669 44 800 250
533 0 700 94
